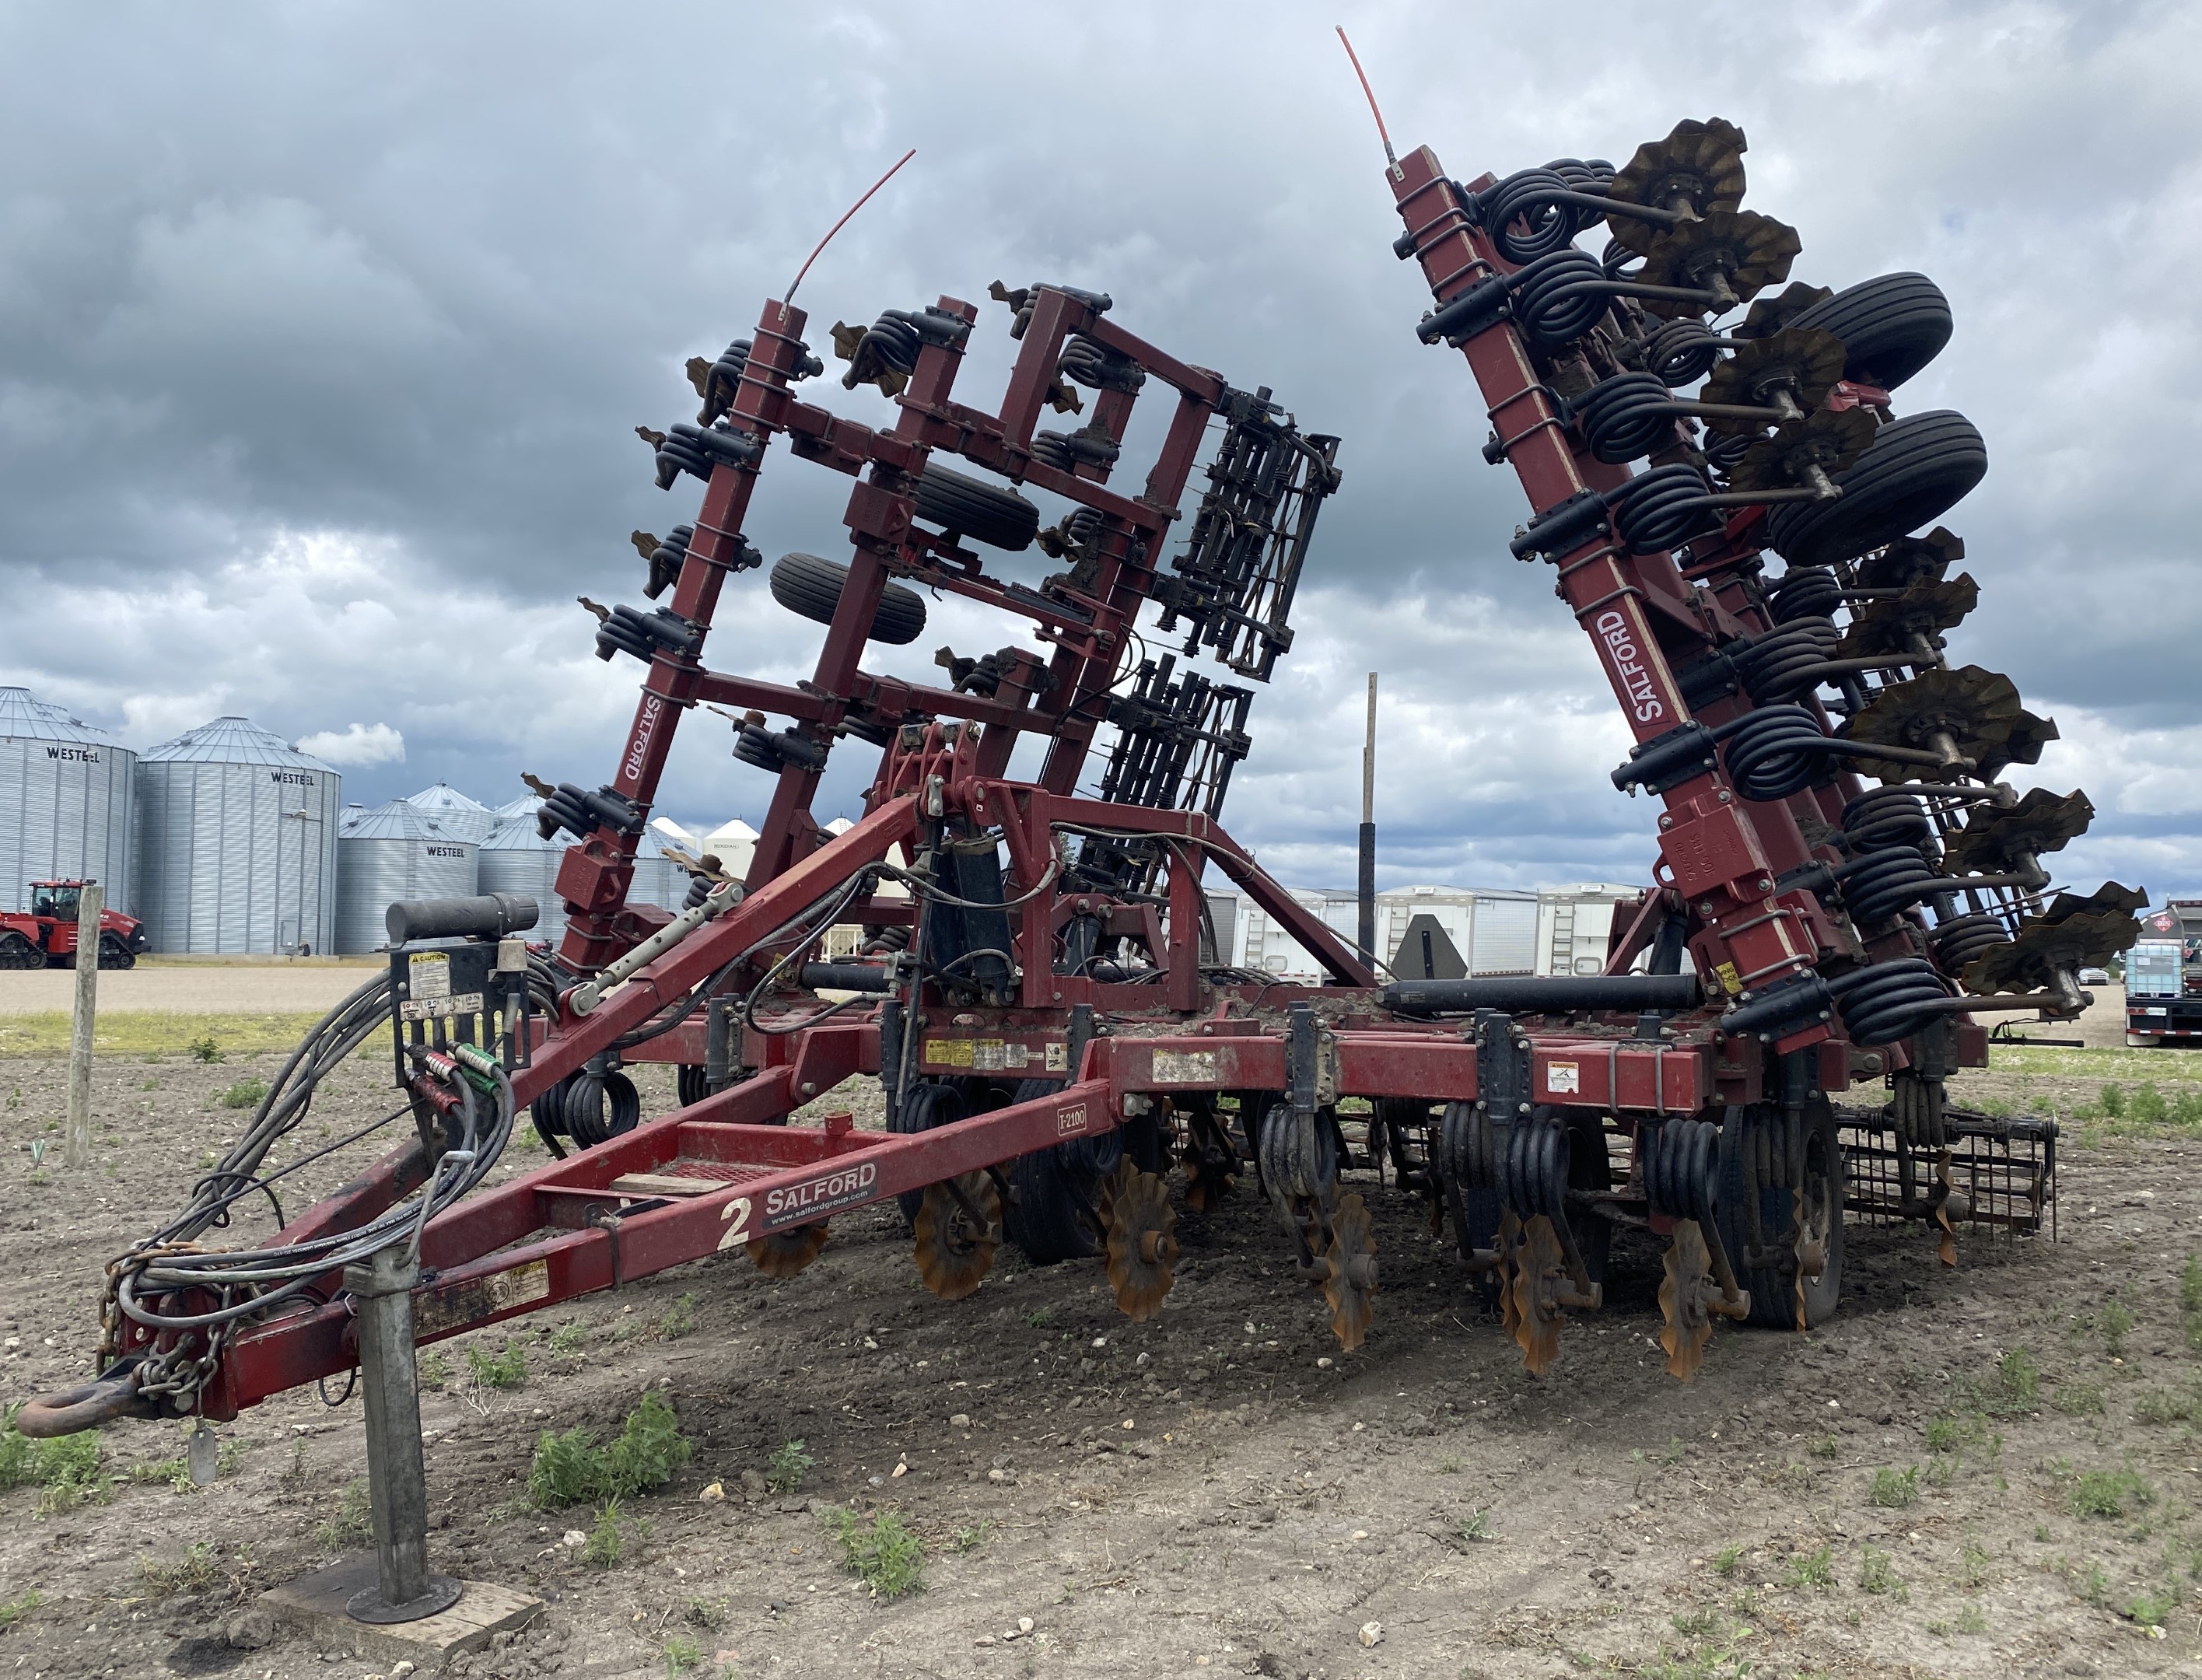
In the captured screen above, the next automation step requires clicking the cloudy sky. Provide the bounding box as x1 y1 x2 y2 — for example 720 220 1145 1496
3 2 2196 901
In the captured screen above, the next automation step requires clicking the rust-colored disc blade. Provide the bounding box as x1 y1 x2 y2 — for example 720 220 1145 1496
2043 880 2151 922
1942 788 2094 875
1637 211 1801 314
1182 1143 1235 1214
1321 1192 1379 1353
1727 407 1876 487
1733 280 1833 341
1703 326 1849 417
1097 1157 1136 1233
1105 1171 1179 1322
1658 1219 1715 1383
1605 117 1749 255
1833 573 1980 660
1855 525 1964 591
1843 664 2022 778
1510 1214 1567 1378
1964 905 2141 995
750 1222 829 1279
913 1174 1000 1302
1974 709 2059 779
1497 1208 1525 1342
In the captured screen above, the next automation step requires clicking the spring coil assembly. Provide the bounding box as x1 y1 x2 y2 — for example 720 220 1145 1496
1835 843 1946 925
1719 704 1844 800
1825 958 1953 1045
1640 1115 1719 1221
1931 912 2010 973
1840 787 1934 852
1479 167 1594 263
1508 248 1619 347
697 339 751 424
1059 333 1144 393
1577 371 1689 464
561 1065 641 1148
842 312 923 389
1727 616 1840 703
1609 464 1726 555
1437 1099 1496 1192
1767 565 1843 623
1497 1111 1570 1220
1701 428 1756 474
1644 318 1724 387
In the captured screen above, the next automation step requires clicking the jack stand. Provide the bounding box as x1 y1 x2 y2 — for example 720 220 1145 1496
259 1242 541 1669
345 1244 462 1623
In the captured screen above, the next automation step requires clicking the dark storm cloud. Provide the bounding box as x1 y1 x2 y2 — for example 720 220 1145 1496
1 2 2197 897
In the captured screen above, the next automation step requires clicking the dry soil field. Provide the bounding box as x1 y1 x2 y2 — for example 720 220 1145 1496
5 986 2202 1680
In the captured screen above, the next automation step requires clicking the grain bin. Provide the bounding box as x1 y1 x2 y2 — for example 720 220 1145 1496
334 799 478 953
134 717 341 954
404 782 497 844
0 687 135 914
478 798 569 947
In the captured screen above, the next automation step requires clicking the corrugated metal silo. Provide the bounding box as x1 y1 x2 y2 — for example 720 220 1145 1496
478 799 569 947
0 687 135 914
405 782 497 844
134 717 342 954
334 800 478 954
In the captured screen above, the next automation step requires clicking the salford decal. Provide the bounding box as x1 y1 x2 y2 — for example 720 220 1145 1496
763 1160 879 1227
623 694 665 786
1592 609 1666 726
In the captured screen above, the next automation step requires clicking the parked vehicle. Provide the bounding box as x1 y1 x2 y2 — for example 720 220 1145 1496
2127 901 2202 1046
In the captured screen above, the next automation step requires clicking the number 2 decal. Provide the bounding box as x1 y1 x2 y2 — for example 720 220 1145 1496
716 1195 753 1251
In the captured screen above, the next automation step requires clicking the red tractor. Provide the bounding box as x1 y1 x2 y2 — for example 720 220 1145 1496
0 880 149 970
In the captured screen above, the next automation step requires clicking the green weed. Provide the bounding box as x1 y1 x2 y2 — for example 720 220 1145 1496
1806 1432 1839 1459
219 1076 268 1110
656 1294 697 1341
316 1479 372 1549
663 1633 705 1673
1955 1601 1987 1633
1025 1308 1052 1328
583 1500 628 1568
138 1542 223 1596
683 1594 728 1629
0 1591 42 1631
765 1437 815 1496
2183 1255 2202 1315
1868 1466 1920 1508
187 1034 224 1063
2134 1388 2199 1426
2127 1587 2179 1629
823 1507 926 1598
951 1520 996 1554
467 1341 528 1390
2072 1466 2153 1518
2102 1300 2137 1359
1712 1543 1745 1577
2053 1380 2106 1416
1786 1545 1834 1590
415 1349 451 1388
1456 1507 1496 1544
1959 1538 1993 1589
548 1322 588 1355
1858 1546 1906 1599
0 1416 105 1514
526 1390 691 1509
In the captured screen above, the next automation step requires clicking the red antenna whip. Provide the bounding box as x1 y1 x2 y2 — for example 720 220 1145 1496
1335 27 1399 173
782 147 917 315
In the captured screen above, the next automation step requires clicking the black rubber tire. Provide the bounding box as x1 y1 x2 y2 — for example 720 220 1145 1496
915 464 1040 552
768 552 927 646
1715 1100 1845 1330
96 933 135 970
891 1081 968 1226
1003 1078 1096 1264
1789 271 1952 391
1763 409 1986 569
0 933 41 970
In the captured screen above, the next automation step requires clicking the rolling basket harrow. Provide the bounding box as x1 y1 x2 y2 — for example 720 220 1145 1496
26 99 2132 1465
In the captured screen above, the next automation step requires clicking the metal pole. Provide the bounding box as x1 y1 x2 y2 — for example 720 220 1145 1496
65 881 102 1170
1357 674 1378 970
341 1244 461 1624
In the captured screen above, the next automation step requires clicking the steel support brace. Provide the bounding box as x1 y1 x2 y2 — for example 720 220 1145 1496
342 1244 461 1625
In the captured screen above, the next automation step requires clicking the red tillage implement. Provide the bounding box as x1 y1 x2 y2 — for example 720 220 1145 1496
26 113 2115 1441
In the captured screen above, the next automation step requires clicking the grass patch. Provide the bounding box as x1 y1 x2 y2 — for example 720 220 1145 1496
951 1520 995 1554
1806 1432 1839 1459
656 1293 697 1341
2072 1465 2153 1519
663 1632 705 1673
526 1390 691 1510
765 1437 814 1496
0 1591 42 1631
548 1322 588 1355
1455 1507 1496 1544
1786 1545 1834 1590
218 1076 269 1110
2134 1388 2200 1426
0 1013 339 1060
416 1349 451 1388
315 1478 372 1549
2053 1380 2106 1416
466 1341 528 1390
1712 1543 1744 1577
1858 1546 1906 1598
823 1507 926 1598
1869 1466 1920 1508
0 1416 105 1515
138 1542 225 1596
2127 1586 2179 1630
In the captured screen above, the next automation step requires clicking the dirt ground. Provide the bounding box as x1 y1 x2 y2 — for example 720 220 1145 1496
7 1016 2202 1680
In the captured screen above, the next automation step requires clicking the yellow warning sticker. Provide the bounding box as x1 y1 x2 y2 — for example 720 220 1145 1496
1713 961 1743 997
925 1038 975 1068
